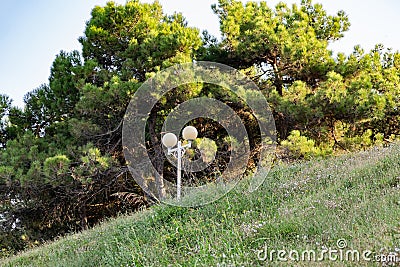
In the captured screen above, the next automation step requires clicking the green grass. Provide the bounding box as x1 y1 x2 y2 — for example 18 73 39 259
2 145 400 266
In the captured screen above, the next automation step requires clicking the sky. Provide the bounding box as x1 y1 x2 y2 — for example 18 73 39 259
1 0 400 108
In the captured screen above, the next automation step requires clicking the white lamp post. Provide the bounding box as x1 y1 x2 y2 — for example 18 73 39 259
162 126 198 200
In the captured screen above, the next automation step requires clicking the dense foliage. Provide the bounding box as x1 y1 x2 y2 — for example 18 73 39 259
1 0 399 255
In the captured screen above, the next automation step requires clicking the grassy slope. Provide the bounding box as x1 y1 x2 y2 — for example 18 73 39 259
2 145 400 267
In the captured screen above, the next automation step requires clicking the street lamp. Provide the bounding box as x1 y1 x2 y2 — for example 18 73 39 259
162 126 198 200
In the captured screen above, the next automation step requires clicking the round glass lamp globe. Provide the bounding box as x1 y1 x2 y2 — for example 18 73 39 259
162 133 178 147
182 126 198 141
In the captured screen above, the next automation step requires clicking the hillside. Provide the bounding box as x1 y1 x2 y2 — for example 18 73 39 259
2 0 400 261
2 145 399 266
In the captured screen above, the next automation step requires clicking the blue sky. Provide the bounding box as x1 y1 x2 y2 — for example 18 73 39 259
1 0 400 108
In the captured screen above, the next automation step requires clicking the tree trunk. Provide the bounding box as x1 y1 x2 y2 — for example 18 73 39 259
272 62 283 96
80 204 88 230
148 109 166 200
